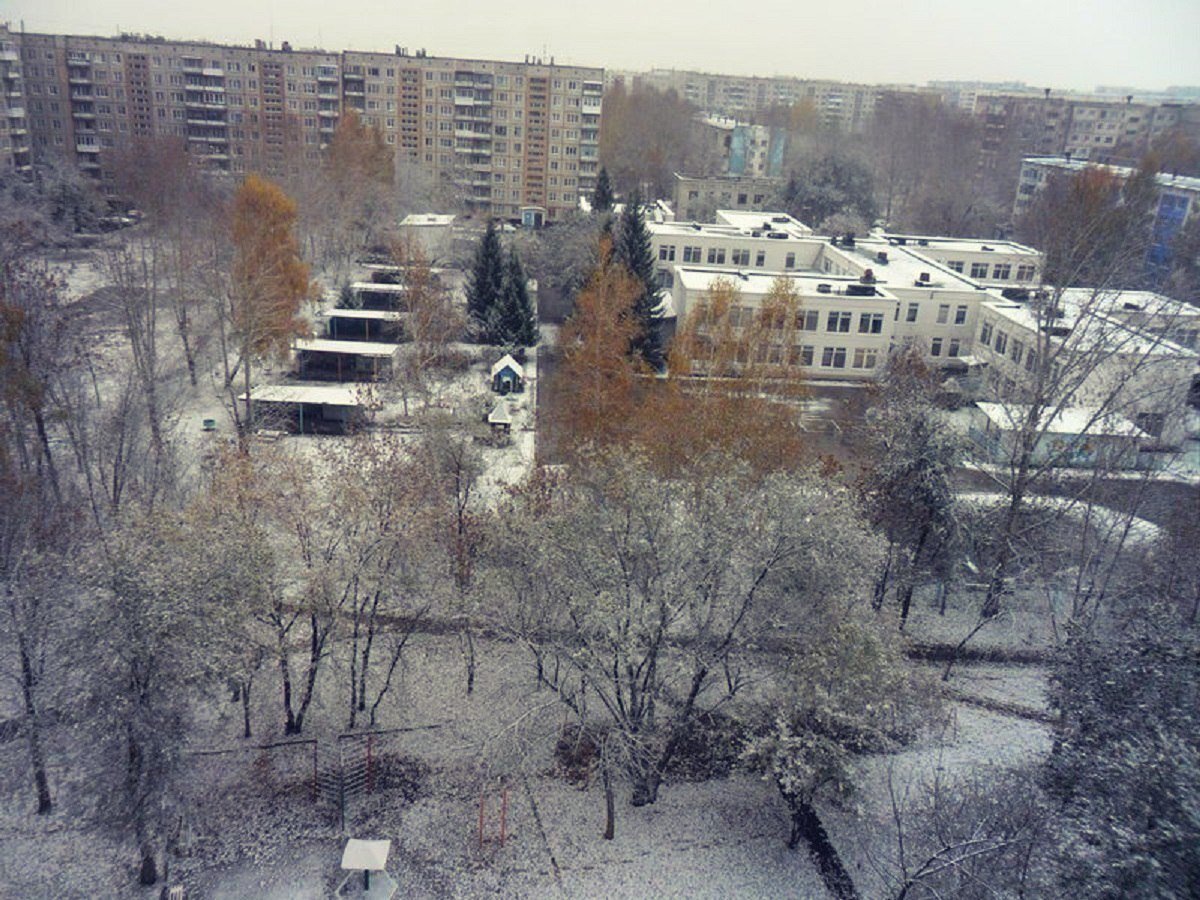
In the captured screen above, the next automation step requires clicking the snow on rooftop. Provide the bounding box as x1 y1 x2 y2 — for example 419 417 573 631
341 838 391 871
487 402 513 425
293 338 401 358
240 383 377 407
351 281 408 293
674 266 897 300
1023 156 1200 193
320 307 407 321
490 354 524 378
399 213 456 227
975 402 1149 438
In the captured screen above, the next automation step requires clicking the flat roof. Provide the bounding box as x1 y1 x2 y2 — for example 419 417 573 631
320 308 407 321
1022 157 1200 193
715 209 813 236
294 338 400 358
845 238 987 293
240 384 376 406
980 293 1198 358
975 402 1148 438
880 234 1041 256
351 281 408 293
400 213 456 226
674 266 897 301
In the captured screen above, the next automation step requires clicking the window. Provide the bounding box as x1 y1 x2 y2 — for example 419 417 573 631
906 302 919 323
948 338 960 357
659 245 675 262
930 337 943 357
1016 264 1036 281
731 249 750 266
799 310 820 331
1135 412 1165 438
785 253 796 269
858 313 883 334
970 262 989 279
852 348 878 368
821 346 847 368
980 322 993 344
706 247 726 265
947 261 964 273
1009 339 1024 365
683 245 702 263
954 305 968 325
993 263 1012 280
827 311 852 332
936 303 950 324
994 330 1008 354
797 345 815 366
755 251 765 267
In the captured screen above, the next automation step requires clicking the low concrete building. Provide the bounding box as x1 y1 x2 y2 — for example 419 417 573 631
969 402 1151 469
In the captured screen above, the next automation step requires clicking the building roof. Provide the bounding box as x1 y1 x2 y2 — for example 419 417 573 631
240 384 376 407
490 354 525 378
878 234 1041 257
400 213 456 227
1021 157 1200 194
715 209 813 236
673 266 898 302
320 308 407 321
980 290 1199 358
974 402 1149 438
844 237 988 294
351 281 408 294
293 338 401 358
487 402 513 425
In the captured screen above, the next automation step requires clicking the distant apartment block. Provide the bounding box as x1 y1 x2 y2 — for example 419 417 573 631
1 23 602 221
694 116 788 178
626 68 884 132
1014 156 1200 269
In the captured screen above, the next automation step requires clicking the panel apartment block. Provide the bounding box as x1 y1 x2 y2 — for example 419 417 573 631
5 27 602 221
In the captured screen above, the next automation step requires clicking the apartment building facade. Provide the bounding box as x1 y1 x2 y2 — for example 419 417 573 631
3 26 601 221
0 26 31 176
1013 156 1200 269
627 68 885 132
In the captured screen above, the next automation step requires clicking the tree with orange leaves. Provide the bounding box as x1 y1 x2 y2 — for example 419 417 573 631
554 235 645 453
228 174 311 434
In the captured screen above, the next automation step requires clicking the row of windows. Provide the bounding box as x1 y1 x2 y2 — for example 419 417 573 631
947 260 1037 281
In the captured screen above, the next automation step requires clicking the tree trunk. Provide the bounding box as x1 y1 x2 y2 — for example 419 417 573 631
19 645 52 814
786 796 860 900
602 757 615 840
240 678 253 739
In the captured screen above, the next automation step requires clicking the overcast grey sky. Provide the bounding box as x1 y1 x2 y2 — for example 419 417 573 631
5 0 1199 91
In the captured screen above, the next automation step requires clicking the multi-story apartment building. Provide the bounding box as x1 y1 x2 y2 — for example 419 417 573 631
628 68 886 132
4 25 601 221
0 25 31 176
1013 156 1200 269
693 116 788 178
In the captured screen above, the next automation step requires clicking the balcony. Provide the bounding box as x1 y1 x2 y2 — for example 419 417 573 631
7 106 24 117
318 108 339 117
0 49 19 63
76 143 101 154
68 75 93 85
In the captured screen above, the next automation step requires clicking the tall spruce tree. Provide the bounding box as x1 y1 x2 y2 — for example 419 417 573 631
466 219 505 334
591 167 615 213
615 190 664 370
489 248 539 347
